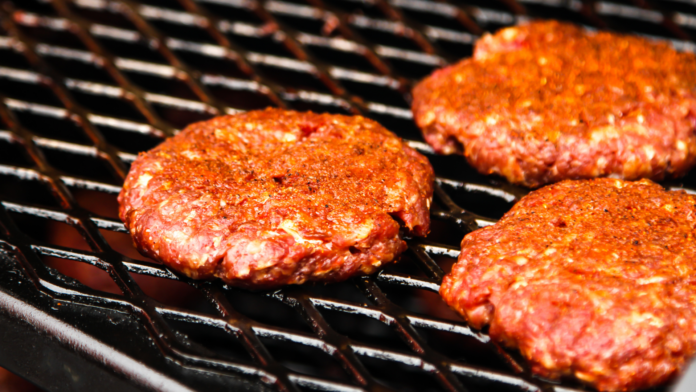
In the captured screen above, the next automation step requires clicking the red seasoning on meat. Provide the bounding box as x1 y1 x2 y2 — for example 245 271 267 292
119 109 434 289
412 21 696 187
440 178 696 391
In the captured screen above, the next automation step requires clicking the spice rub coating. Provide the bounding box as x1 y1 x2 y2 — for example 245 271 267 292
440 178 696 391
412 20 696 187
119 109 434 289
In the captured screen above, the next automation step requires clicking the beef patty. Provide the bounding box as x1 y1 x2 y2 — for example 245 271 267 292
440 178 696 391
118 109 434 289
412 20 696 187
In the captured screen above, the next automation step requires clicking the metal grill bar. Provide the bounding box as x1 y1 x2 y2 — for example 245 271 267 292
0 0 694 391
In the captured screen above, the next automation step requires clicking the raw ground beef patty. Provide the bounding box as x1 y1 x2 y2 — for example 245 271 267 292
412 20 696 187
119 109 434 289
440 179 696 391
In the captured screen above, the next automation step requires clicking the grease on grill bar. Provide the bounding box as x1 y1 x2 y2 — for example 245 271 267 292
0 0 694 391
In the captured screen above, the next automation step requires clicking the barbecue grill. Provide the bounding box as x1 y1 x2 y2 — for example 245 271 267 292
1 0 696 391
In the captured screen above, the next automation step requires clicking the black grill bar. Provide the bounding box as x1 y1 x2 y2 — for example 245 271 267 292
1 4 131 181
0 0 694 391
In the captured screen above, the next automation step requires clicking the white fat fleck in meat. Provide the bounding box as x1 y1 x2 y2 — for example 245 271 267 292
595 156 607 172
236 265 250 277
636 276 667 285
135 173 153 189
158 197 171 209
385 178 407 206
246 240 263 254
468 121 486 137
481 264 507 281
282 133 297 142
384 138 402 151
501 26 518 41
278 220 322 245
643 145 656 160
538 351 557 370
214 128 227 139
184 209 197 222
420 109 436 125
256 255 277 270
216 127 249 146
590 126 620 143
188 253 209 268
349 219 374 242
510 279 528 290
407 191 420 205
168 230 190 243
485 115 499 126
629 311 665 328
181 150 201 160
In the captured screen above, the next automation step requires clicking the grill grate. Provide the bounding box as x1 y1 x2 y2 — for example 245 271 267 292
0 0 695 391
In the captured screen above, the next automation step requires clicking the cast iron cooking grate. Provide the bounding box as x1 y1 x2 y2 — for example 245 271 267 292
0 0 695 391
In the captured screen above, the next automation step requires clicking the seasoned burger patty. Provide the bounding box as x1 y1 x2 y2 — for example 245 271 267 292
412 21 696 187
440 178 696 391
118 109 434 289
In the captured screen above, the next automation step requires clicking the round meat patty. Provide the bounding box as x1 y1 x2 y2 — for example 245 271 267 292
118 109 434 289
440 178 696 391
412 20 696 187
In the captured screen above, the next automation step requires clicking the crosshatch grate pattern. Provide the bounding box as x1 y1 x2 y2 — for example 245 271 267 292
1 0 696 391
